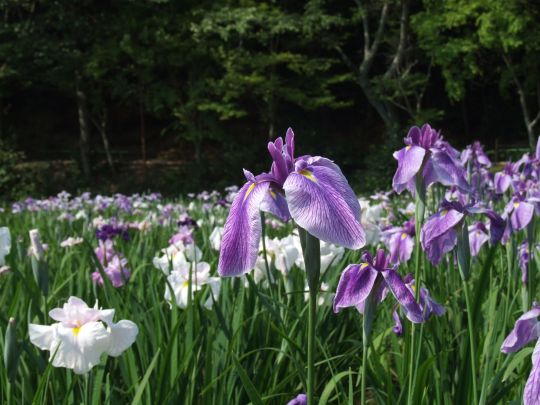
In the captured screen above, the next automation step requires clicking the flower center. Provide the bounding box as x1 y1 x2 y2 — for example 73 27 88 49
299 169 317 183
243 183 257 202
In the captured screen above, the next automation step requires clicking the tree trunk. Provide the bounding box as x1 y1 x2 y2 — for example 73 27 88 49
93 108 114 172
76 74 91 178
267 98 275 141
139 91 147 163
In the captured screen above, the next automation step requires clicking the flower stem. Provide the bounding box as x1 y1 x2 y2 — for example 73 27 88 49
407 175 425 405
298 227 320 405
457 223 478 404
308 286 317 405
462 278 479 404
361 292 375 405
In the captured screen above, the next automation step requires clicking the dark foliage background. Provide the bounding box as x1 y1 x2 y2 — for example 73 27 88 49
1 0 539 199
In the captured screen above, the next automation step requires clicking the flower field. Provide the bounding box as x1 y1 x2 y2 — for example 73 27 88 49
2 126 540 404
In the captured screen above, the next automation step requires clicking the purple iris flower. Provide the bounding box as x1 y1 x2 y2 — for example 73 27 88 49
504 194 535 232
501 303 540 405
494 163 521 194
91 240 130 288
519 242 531 284
381 219 415 265
96 222 130 242
392 306 404 336
461 141 491 169
333 249 424 323
391 274 445 336
169 226 194 245
286 393 307 405
421 200 504 265
468 222 489 257
218 128 366 277
392 124 469 194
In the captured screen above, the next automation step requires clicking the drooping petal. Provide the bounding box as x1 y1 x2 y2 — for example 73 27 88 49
511 201 535 231
501 304 540 353
423 228 458 266
106 320 138 357
392 306 404 336
388 232 414 264
468 225 489 257
218 181 271 277
53 322 110 374
419 287 446 318
333 264 378 313
392 145 426 194
421 208 464 249
524 338 540 405
28 324 55 351
381 269 424 323
494 172 512 194
260 188 291 222
284 163 365 249
286 393 307 405
423 150 470 192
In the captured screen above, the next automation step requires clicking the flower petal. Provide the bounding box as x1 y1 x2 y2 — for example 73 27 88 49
501 304 540 353
284 163 365 249
260 188 291 222
218 181 270 277
392 145 426 193
381 269 424 323
29 324 55 351
525 338 540 405
333 264 378 313
106 320 138 357
423 150 469 192
52 322 110 374
511 201 535 231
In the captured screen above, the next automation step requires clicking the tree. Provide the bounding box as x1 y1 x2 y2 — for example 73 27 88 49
191 1 352 140
414 0 540 150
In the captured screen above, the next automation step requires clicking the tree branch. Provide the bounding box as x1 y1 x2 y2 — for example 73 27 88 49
385 0 409 78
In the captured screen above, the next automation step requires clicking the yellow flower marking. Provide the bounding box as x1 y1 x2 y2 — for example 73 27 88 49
514 201 520 209
359 263 369 271
405 145 412 151
299 169 317 183
72 322 81 336
401 232 408 240
440 210 448 217
243 183 257 202
269 190 277 199
183 281 189 288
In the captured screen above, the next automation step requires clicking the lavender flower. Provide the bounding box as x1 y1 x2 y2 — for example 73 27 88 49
286 393 307 405
92 240 131 288
218 128 365 277
382 219 415 265
333 249 424 323
501 303 540 405
468 222 489 257
421 200 504 265
392 124 469 194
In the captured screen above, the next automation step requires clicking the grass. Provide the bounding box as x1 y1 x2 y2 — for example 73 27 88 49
0 190 536 404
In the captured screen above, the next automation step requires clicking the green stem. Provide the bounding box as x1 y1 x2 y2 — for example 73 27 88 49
463 278 479 404
299 228 320 405
407 175 425 405
308 287 317 405
360 291 375 405
361 334 368 405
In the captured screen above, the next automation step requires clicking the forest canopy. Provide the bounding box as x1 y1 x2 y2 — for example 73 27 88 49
0 0 539 197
